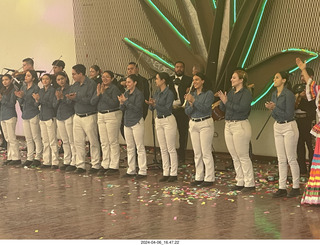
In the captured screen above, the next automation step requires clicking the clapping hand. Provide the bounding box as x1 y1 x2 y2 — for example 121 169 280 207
117 94 127 104
55 90 63 100
217 90 227 104
65 92 76 100
265 101 275 110
145 98 155 107
14 90 24 98
32 93 40 102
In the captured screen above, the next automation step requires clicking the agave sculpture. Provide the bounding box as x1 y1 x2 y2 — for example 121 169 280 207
123 0 318 107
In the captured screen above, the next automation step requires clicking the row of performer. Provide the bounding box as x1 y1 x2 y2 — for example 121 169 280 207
0 58 319 205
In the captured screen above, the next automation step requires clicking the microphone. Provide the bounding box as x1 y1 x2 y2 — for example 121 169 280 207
114 73 125 77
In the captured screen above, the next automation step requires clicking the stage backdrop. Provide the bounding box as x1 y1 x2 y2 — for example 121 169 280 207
72 0 320 157
0 0 76 136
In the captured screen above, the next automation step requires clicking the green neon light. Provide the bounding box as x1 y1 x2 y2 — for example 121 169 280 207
233 0 236 24
251 49 319 106
123 37 175 69
146 0 190 45
241 0 268 68
212 0 217 9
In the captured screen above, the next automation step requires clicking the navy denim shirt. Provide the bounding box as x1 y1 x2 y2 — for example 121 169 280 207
53 85 75 121
149 86 174 117
219 87 252 120
0 87 18 121
69 77 97 114
120 88 143 127
18 83 40 120
185 90 214 118
271 87 295 122
37 86 56 121
91 83 121 112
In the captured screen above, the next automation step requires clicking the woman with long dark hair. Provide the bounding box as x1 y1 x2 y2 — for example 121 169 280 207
53 71 76 171
265 71 300 198
15 70 43 167
185 72 215 187
0 74 21 165
146 72 178 182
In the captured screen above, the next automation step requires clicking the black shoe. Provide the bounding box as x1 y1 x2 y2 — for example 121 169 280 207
31 160 41 167
3 160 12 165
230 185 244 191
122 173 136 178
88 168 99 174
201 181 214 187
168 176 178 182
159 176 170 182
59 164 68 170
97 168 108 176
40 164 51 169
74 168 86 174
287 188 300 198
135 174 147 180
51 165 59 169
272 189 287 198
241 187 256 193
22 160 33 167
65 165 77 172
191 181 203 186
8 160 22 166
105 168 120 176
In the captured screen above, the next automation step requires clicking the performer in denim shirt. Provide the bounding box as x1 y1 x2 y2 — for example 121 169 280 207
118 74 147 179
185 72 215 187
265 71 300 198
33 74 59 169
0 74 21 165
146 72 178 182
15 70 42 167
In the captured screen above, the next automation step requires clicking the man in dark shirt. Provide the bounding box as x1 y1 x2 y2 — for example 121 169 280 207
169 61 192 163
294 68 316 175
66 64 100 174
127 62 150 120
51 60 69 88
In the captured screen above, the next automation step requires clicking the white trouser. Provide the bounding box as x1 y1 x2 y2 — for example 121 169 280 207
57 116 76 166
124 118 147 175
1 117 20 160
73 114 100 169
22 115 43 161
225 120 255 187
98 110 122 169
155 115 178 176
274 121 300 189
40 119 59 166
189 117 215 182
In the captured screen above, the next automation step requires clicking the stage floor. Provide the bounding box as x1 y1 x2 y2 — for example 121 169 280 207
0 143 319 240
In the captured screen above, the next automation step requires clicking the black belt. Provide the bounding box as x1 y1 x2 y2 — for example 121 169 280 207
277 119 294 124
76 112 97 118
191 116 211 122
99 108 120 114
157 114 172 119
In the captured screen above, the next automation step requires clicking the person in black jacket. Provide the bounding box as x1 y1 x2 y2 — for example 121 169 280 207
294 69 316 175
169 61 192 164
